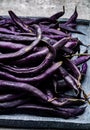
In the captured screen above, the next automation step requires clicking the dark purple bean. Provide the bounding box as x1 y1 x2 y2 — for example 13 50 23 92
0 27 16 34
46 90 53 100
14 37 70 65
56 80 70 92
0 80 47 101
43 28 67 36
63 58 81 80
0 61 62 84
48 88 85 107
42 36 57 45
9 10 33 33
59 66 80 94
0 41 25 51
64 7 78 25
50 6 65 21
0 93 26 102
65 41 78 49
50 7 77 29
43 34 68 40
67 23 77 28
0 33 36 42
0 41 55 76
28 17 55 25
50 97 85 107
81 63 88 75
0 19 12 26
0 98 31 108
0 25 41 62
56 106 86 118
17 104 86 118
0 27 35 36
59 24 85 35
73 56 90 66
61 47 74 54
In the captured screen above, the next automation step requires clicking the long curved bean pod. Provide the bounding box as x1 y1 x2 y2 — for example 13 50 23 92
0 61 62 84
63 58 81 80
14 37 70 65
0 27 35 36
9 10 33 33
17 104 86 118
59 66 80 94
0 24 41 62
73 56 90 66
50 6 65 21
0 41 56 76
0 93 26 102
0 41 25 51
0 80 47 101
63 6 78 25
0 98 31 108
0 33 36 42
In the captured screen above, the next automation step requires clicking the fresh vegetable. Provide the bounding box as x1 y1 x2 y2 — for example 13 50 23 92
0 7 89 118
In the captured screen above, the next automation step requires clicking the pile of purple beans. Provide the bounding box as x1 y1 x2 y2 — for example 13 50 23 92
0 7 89 118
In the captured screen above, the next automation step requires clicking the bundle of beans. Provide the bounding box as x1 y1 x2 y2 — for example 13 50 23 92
0 6 89 118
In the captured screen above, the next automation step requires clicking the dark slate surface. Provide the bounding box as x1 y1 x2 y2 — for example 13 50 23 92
0 19 90 129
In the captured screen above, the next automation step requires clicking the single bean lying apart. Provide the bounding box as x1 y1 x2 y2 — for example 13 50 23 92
0 7 89 118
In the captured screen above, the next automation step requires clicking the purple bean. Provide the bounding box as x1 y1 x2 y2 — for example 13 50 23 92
0 41 25 51
81 63 88 75
50 6 65 21
43 28 67 36
59 66 80 94
73 56 90 66
0 93 26 102
0 98 31 108
67 23 77 28
64 6 78 25
48 96 85 107
43 34 68 40
0 33 36 42
0 24 41 62
42 28 69 40
0 61 62 84
9 10 33 33
0 27 35 36
14 37 70 66
0 80 47 101
65 41 78 49
17 104 86 118
56 106 86 118
59 24 85 35
51 97 85 107
0 8 88 118
63 58 81 80
61 46 74 54
0 41 55 76
0 19 12 26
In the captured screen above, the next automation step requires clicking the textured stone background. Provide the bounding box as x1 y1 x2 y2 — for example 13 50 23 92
0 0 90 19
